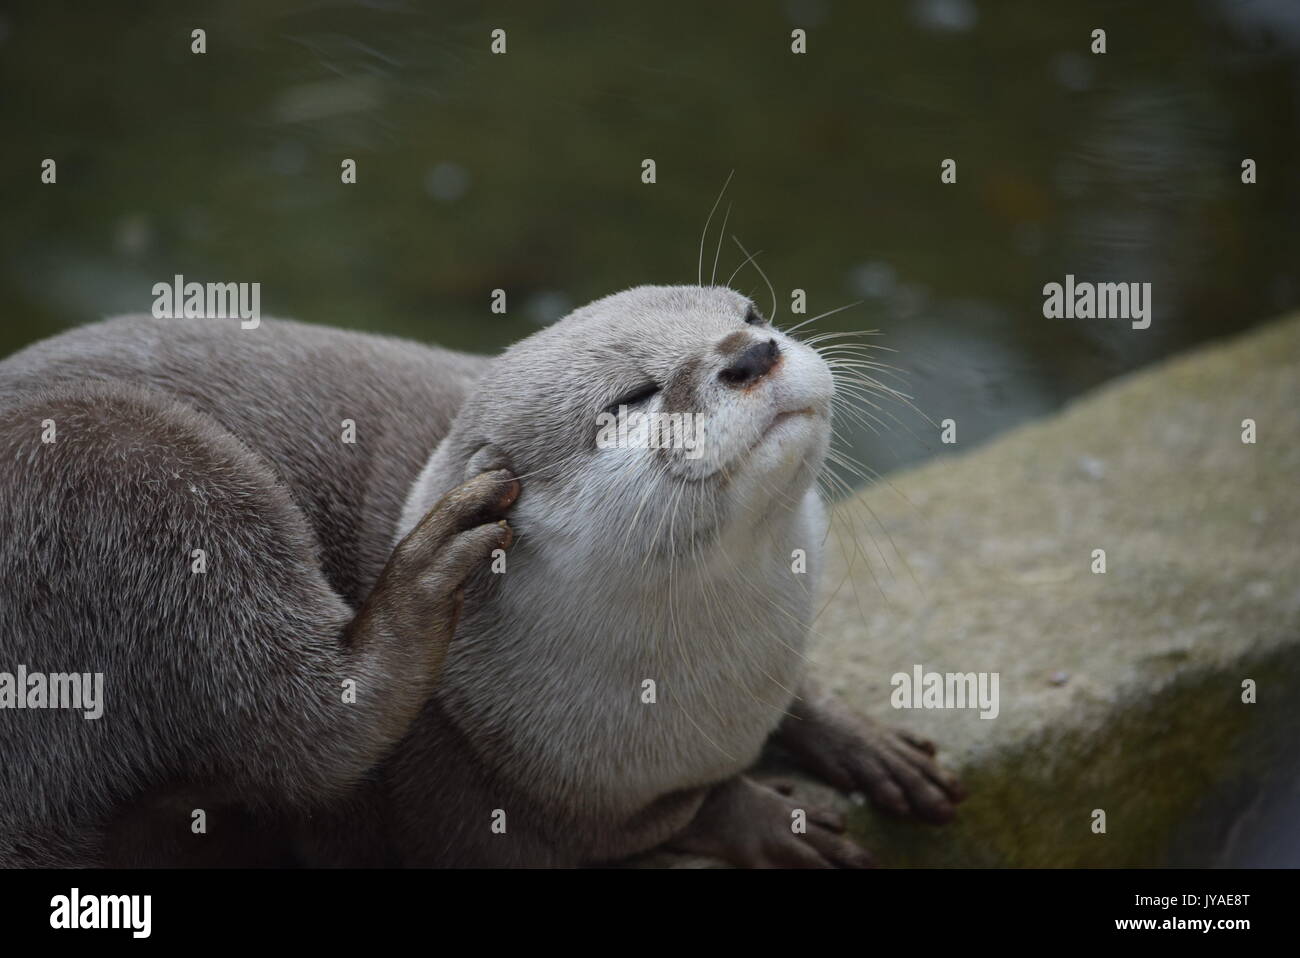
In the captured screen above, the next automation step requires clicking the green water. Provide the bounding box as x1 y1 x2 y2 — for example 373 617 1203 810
2 0 1297 475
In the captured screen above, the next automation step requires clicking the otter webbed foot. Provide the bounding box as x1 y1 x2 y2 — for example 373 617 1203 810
776 684 965 824
668 776 875 869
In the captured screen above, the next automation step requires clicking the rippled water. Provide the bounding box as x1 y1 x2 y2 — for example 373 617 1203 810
1 0 1297 477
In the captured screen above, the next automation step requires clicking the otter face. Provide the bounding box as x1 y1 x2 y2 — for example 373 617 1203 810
435 285 833 563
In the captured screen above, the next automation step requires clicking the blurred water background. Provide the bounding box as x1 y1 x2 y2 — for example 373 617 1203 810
1 0 1297 480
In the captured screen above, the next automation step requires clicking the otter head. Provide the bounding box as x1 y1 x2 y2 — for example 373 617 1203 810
403 285 833 568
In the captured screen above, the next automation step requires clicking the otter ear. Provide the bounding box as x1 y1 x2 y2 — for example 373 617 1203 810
464 443 512 480
397 440 511 546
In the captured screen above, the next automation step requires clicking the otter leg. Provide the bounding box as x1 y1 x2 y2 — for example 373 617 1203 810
773 679 966 823
667 776 874 868
104 468 519 868
349 466 519 688
0 384 515 865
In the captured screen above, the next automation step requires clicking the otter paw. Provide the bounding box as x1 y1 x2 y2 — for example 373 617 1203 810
793 715 965 824
356 469 518 672
669 776 874 869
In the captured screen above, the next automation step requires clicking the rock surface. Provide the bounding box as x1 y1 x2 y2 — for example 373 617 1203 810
655 313 1300 867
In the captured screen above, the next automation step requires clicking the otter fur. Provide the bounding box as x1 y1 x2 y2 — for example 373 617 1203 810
0 286 962 867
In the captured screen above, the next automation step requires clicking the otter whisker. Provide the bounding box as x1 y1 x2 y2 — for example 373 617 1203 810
822 433 927 598
780 301 864 338
805 339 893 356
799 328 884 347
820 463 898 582
823 357 916 392
829 382 915 432
724 244 764 290
817 345 906 368
832 391 931 441
827 367 933 427
814 502 892 620
711 202 732 288
823 356 917 392
697 169 734 287
829 382 893 413
730 235 778 326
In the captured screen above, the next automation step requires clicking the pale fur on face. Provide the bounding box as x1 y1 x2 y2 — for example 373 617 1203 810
399 285 834 814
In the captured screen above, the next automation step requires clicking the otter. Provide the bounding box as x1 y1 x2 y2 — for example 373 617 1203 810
0 286 963 867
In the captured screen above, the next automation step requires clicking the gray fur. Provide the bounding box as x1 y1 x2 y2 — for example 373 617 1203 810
0 315 488 865
1 287 960 868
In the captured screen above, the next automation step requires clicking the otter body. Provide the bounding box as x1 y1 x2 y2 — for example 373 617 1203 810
0 316 499 865
1 289 963 868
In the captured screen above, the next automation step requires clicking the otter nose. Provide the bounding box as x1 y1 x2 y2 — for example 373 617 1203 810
719 338 780 388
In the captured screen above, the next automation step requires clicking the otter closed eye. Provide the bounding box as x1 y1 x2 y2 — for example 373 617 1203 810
605 382 659 413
